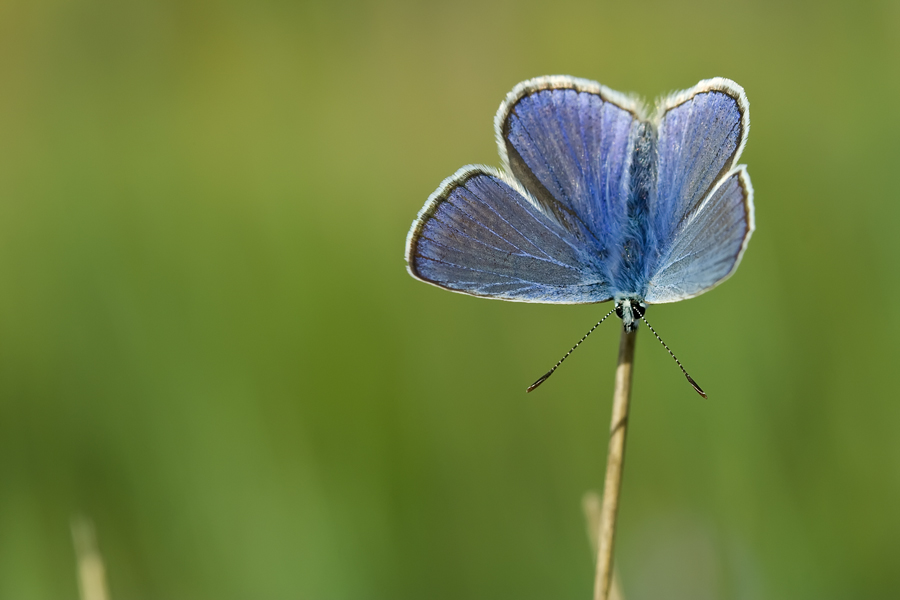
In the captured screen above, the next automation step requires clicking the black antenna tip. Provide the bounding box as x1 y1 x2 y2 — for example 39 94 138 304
685 374 707 399
526 370 553 393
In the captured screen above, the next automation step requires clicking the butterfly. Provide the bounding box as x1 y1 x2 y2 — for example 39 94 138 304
404 76 754 396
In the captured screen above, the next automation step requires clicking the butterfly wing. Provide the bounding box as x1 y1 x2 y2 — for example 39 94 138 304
645 78 755 303
405 166 612 303
407 76 646 304
496 76 642 256
646 167 753 302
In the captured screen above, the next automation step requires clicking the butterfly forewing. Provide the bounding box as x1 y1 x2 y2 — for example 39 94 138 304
645 167 753 303
406 167 613 303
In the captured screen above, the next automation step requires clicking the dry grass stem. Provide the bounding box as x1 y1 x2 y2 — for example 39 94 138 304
71 515 110 600
583 492 625 600
593 329 636 600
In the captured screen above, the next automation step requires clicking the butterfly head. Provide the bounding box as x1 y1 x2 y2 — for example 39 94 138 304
615 298 646 333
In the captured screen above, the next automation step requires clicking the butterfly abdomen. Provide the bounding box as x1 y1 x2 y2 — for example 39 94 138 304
611 121 657 298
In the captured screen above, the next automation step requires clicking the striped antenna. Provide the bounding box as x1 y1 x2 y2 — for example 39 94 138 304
527 308 616 393
641 316 707 398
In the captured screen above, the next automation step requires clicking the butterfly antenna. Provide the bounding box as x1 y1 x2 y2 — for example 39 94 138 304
526 308 616 393
641 317 707 398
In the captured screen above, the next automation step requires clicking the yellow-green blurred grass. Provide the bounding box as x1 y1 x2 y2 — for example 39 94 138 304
0 0 898 599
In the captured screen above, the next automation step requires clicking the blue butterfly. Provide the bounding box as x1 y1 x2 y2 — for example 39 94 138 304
405 76 754 395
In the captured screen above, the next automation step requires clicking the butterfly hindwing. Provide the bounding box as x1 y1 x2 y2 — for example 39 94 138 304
496 76 640 253
406 167 612 303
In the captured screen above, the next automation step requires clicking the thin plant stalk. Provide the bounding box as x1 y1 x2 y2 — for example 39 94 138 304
593 329 637 600
71 515 110 600
583 492 625 600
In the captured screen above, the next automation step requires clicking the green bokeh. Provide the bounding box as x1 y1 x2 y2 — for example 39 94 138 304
1 1 898 598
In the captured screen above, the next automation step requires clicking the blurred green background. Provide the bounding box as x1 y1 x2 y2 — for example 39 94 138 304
1 0 898 598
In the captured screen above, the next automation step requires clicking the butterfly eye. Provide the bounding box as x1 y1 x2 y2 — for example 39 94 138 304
615 304 624 319
633 303 646 319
